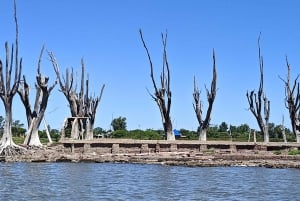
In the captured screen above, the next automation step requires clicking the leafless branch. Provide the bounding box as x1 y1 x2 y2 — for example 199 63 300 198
246 34 270 142
193 49 217 132
140 29 173 139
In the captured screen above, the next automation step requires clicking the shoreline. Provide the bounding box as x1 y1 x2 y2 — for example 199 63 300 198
2 144 300 169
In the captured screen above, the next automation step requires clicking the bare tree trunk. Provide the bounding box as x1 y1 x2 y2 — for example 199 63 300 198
26 118 42 146
24 117 35 145
264 95 270 143
246 34 270 143
18 46 56 146
86 120 93 140
0 0 24 155
282 130 287 143
0 101 23 155
164 118 175 140
49 53 104 140
85 84 105 140
280 57 300 143
71 118 80 139
140 29 174 140
1 103 14 147
193 50 217 141
296 119 300 143
296 134 300 143
199 128 207 141
264 127 269 143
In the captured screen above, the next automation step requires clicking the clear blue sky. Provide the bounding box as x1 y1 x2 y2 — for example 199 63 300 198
0 0 299 131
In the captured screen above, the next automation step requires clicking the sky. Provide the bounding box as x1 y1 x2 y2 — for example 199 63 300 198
0 0 299 131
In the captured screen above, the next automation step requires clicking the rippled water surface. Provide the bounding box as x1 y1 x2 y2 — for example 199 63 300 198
0 162 300 200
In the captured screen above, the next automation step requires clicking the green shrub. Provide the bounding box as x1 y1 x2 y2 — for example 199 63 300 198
111 129 163 140
142 129 163 140
13 137 24 144
112 130 128 138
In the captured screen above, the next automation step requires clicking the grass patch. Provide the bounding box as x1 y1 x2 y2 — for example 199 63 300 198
288 149 300 155
13 137 25 144
12 137 58 145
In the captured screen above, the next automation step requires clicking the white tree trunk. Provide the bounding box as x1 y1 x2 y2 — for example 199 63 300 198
85 121 93 140
199 128 207 141
1 111 13 146
296 131 300 143
1 123 15 148
0 105 23 155
27 129 42 147
253 130 257 143
1 107 15 147
264 124 269 143
166 130 175 141
24 117 43 147
71 118 80 139
282 130 287 143
23 118 34 145
281 124 287 143
0 0 23 155
296 119 300 143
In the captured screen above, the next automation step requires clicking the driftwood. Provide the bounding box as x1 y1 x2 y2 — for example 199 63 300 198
193 50 217 141
139 29 174 140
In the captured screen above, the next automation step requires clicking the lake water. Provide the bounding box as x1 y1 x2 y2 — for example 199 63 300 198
0 162 300 201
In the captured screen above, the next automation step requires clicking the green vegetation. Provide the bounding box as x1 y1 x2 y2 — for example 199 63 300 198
111 116 127 131
12 137 25 145
12 136 59 145
0 115 296 143
111 129 163 140
39 129 61 143
288 149 300 155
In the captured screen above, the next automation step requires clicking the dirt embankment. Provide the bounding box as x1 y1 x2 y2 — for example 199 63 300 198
2 144 300 169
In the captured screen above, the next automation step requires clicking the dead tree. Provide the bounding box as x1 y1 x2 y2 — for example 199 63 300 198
0 0 24 155
279 57 300 142
17 46 57 146
48 52 105 140
139 29 174 140
84 78 105 139
193 50 217 141
246 35 270 143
